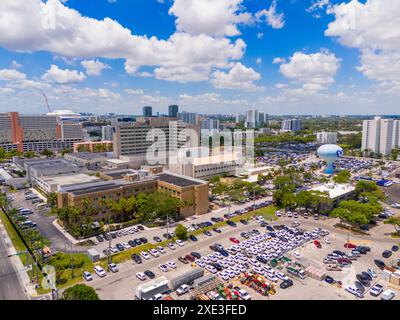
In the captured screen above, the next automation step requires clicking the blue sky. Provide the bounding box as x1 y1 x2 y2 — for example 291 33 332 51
0 0 398 115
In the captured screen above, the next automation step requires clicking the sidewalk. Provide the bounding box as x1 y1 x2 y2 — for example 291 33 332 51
0 221 37 299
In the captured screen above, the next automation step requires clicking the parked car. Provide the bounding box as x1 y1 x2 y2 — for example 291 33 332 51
136 272 146 281
280 279 293 289
189 235 198 242
374 259 386 270
94 266 106 277
370 284 383 297
191 252 201 259
176 239 185 247
153 236 162 243
144 270 155 279
159 264 169 272
229 237 240 244
381 289 395 300
178 256 189 264
382 250 392 258
131 254 142 264
83 271 93 281
345 285 364 298
176 284 190 296
108 263 119 273
212 228 222 233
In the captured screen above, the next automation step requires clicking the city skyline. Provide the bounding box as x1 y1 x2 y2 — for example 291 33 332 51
0 0 399 116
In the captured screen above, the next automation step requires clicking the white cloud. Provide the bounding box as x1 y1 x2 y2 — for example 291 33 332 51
169 0 252 37
211 62 262 91
11 60 22 69
256 58 262 65
256 0 285 29
257 32 264 39
325 0 400 90
0 69 26 81
306 0 331 13
0 0 247 84
272 57 285 64
279 51 341 91
41 65 86 84
125 88 144 95
81 59 110 76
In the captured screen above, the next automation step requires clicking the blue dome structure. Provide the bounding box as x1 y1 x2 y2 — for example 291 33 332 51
317 144 344 174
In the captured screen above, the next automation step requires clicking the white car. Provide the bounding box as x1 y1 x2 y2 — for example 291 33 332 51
94 266 106 277
206 265 217 273
166 261 177 269
149 249 160 257
108 263 119 273
83 271 93 281
381 289 395 300
167 243 176 250
176 284 189 296
238 289 251 300
370 284 383 297
324 238 331 244
157 246 166 254
122 243 131 250
276 271 289 281
136 272 147 281
159 264 169 272
176 239 185 247
140 251 151 260
345 285 364 298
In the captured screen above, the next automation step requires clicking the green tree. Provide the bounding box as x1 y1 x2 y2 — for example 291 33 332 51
62 284 100 300
47 192 58 208
333 170 351 184
384 216 400 235
41 149 54 157
175 223 188 241
24 151 35 158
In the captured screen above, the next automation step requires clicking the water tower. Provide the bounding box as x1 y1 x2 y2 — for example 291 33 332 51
317 144 343 174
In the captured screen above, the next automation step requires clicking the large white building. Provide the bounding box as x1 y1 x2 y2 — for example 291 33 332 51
245 109 259 128
101 125 114 141
361 116 400 155
200 118 220 131
281 119 302 132
317 132 338 144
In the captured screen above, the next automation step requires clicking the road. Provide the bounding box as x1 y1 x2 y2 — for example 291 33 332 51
0 227 28 300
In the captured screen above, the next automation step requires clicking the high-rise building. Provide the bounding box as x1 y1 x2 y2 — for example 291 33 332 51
113 117 194 160
177 112 198 125
101 125 114 141
245 109 259 128
258 112 268 127
168 105 179 118
0 112 83 152
235 114 245 123
282 119 302 132
200 118 220 131
143 106 153 117
317 132 338 144
361 116 399 155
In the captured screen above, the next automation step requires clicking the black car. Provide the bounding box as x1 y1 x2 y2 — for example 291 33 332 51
131 254 142 264
280 279 293 289
210 263 223 271
134 238 142 246
256 256 268 264
392 245 399 252
324 276 334 284
218 249 229 257
203 230 212 237
333 250 346 256
252 229 260 235
104 233 111 241
356 274 370 287
260 222 267 227
266 226 274 232
212 228 222 233
140 237 148 244
226 220 237 227
382 250 392 258
189 235 198 242
137 225 145 231
96 235 104 242
144 270 155 279
240 219 248 225
153 236 162 243
209 245 218 251
374 259 386 270
116 243 124 251
356 246 370 254
354 281 366 293
191 252 201 259
111 232 117 239
128 240 136 247
361 271 372 281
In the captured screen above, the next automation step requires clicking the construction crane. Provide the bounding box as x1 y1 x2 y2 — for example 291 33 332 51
42 93 52 113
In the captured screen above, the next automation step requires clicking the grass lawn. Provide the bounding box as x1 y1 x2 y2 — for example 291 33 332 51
231 205 278 222
0 210 28 265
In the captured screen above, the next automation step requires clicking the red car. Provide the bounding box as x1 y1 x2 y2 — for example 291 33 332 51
344 243 357 249
185 254 195 262
229 237 240 244
313 240 322 248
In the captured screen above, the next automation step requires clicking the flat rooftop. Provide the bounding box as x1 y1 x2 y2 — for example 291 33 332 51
68 152 111 160
309 183 355 199
192 153 239 166
157 173 205 187
41 173 100 186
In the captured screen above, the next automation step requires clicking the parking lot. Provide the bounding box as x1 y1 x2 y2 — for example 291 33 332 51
85 211 399 300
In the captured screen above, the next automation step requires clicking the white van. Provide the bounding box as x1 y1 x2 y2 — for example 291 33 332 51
381 290 395 300
176 284 189 296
